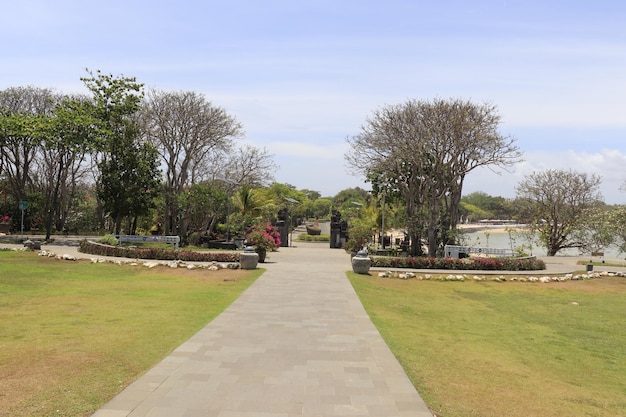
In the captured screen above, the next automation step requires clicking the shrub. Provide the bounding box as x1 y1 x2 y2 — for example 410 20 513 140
344 220 374 253
297 234 330 242
98 234 119 246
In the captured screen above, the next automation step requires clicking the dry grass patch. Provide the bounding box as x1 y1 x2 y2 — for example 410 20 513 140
349 272 626 417
0 251 260 417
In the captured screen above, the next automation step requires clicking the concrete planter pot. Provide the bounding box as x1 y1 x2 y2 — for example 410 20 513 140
351 250 371 274
255 247 267 263
240 246 259 270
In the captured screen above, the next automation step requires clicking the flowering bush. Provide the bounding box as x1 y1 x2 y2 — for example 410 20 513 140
370 255 546 271
1 215 9 223
247 222 281 251
31 216 43 229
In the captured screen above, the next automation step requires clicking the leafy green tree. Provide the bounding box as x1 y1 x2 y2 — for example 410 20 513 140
571 205 616 257
301 189 321 200
97 140 160 234
82 70 161 234
310 198 332 219
344 217 376 253
461 191 510 220
608 205 626 255
295 192 330 221
0 87 56 204
258 182 302 225
38 97 99 239
459 201 490 222
63 184 100 233
230 184 274 234
332 187 370 209
566 204 626 258
178 182 228 245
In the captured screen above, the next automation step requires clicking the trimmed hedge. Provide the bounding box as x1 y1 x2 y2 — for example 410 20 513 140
79 240 240 263
370 255 546 271
297 234 330 242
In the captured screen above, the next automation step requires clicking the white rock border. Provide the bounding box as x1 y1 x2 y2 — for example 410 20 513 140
36 249 239 270
376 270 625 282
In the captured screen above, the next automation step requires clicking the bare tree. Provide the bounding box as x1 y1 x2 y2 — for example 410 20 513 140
140 89 244 234
346 98 521 256
32 142 89 237
219 144 278 187
515 169 603 256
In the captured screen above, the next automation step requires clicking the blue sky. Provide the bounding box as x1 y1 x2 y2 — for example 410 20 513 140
2 0 625 203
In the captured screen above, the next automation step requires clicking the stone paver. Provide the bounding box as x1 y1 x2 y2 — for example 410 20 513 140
90 242 434 417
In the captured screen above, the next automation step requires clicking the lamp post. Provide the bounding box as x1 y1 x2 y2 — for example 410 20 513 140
351 201 363 215
351 201 363 224
381 192 386 249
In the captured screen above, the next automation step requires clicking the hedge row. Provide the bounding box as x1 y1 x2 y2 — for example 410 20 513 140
370 255 546 271
79 240 240 263
297 234 330 242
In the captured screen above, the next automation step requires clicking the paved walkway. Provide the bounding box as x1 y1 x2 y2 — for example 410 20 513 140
89 242 434 417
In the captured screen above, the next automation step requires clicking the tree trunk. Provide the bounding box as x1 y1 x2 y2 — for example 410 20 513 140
131 216 138 235
409 231 424 257
114 215 122 235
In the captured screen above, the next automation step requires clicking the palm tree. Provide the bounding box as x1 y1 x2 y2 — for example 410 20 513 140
230 185 274 236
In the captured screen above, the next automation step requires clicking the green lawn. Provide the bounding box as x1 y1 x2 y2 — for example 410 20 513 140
349 272 626 417
0 250 260 417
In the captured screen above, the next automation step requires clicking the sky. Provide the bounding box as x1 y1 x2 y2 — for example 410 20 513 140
2 0 625 203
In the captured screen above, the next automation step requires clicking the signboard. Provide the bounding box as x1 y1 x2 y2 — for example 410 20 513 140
19 201 29 210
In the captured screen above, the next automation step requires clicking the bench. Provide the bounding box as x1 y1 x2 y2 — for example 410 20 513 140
116 235 180 249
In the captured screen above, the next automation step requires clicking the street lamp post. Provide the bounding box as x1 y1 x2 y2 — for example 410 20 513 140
351 201 363 215
381 192 385 249
226 192 232 242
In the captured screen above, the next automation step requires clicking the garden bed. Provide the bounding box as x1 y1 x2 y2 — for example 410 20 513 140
370 255 546 271
79 240 240 263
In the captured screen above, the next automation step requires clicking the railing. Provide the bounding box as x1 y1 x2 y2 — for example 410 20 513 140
444 245 513 258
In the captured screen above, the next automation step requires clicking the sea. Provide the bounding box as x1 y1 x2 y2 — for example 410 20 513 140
459 226 624 260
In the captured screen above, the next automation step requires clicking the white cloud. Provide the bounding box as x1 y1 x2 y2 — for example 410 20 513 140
265 141 348 159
